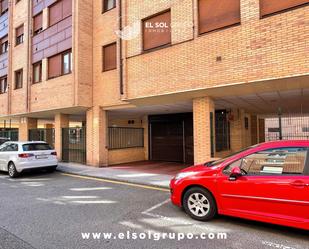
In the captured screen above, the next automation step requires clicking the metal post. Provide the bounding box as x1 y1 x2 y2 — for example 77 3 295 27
278 107 282 140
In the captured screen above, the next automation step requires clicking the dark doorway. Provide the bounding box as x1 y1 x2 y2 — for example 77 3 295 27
149 113 193 164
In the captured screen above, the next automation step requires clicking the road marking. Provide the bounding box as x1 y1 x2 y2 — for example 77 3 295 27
142 199 231 233
262 241 296 249
61 173 170 192
9 178 50 182
70 187 112 191
21 182 45 187
62 196 99 199
71 200 117 204
142 199 170 214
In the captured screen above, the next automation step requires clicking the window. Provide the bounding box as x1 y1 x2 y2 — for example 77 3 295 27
15 25 24 46
224 147 308 175
260 0 309 17
23 143 52 151
0 35 8 54
62 50 72 74
14 69 23 89
102 42 117 71
0 143 18 152
0 75 7 94
33 62 42 83
33 12 43 35
103 0 116 12
0 0 8 15
49 0 72 27
198 0 241 34
48 50 72 79
142 10 171 51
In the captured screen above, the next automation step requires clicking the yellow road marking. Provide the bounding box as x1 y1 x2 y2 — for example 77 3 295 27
61 173 170 192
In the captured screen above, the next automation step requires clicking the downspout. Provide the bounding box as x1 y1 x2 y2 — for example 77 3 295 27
118 0 124 95
26 0 32 112
7 1 13 115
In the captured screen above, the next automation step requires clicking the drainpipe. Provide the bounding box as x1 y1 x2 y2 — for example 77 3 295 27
26 0 32 112
7 1 13 115
118 0 124 95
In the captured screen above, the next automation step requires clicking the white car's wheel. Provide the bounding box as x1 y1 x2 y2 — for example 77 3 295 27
8 162 18 178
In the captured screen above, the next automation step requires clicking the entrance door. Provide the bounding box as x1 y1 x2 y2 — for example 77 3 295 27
151 121 184 162
149 113 193 164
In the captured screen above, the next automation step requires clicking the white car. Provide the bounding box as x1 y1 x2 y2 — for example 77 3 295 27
0 141 58 178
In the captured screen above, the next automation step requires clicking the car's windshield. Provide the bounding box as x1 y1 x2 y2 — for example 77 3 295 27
204 144 260 167
23 143 52 151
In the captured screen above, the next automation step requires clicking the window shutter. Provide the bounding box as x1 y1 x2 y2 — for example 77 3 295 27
103 43 117 71
16 25 24 37
143 11 171 51
63 0 72 18
48 54 62 78
260 0 309 17
33 13 43 33
198 0 240 34
49 1 63 26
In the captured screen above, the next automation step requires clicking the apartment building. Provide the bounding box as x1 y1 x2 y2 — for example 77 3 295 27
0 0 308 168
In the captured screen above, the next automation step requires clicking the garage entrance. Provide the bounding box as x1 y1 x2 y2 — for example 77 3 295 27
149 113 193 164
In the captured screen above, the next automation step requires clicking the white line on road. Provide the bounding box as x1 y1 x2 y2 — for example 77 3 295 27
70 187 113 191
8 178 51 182
62 196 99 199
142 199 231 232
71 200 117 204
142 199 170 214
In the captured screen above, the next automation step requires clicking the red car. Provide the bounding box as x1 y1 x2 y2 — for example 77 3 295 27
170 140 309 230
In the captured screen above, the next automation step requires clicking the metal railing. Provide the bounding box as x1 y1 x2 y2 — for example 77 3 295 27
265 115 309 141
108 127 144 150
62 127 86 164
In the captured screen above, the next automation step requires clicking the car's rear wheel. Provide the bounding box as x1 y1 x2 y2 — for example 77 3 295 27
183 187 217 221
8 162 18 178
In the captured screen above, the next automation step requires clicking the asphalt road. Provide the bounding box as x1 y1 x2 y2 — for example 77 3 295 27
0 171 308 249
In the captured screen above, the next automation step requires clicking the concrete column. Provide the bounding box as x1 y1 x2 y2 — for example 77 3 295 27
230 109 246 152
19 117 37 141
54 114 69 160
44 123 54 147
193 97 215 164
86 106 108 167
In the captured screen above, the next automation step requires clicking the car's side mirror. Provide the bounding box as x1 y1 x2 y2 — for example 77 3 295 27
229 167 242 181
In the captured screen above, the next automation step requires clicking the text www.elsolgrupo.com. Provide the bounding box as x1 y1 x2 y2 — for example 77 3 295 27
81 231 228 241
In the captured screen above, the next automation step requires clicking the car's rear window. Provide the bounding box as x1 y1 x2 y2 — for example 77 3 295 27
22 143 52 151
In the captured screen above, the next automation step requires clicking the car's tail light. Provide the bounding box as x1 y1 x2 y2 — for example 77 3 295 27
18 153 34 158
51 152 57 156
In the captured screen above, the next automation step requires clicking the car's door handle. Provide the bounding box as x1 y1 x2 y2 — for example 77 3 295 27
290 181 308 187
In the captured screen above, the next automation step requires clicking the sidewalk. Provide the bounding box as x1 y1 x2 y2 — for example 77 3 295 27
57 162 176 189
